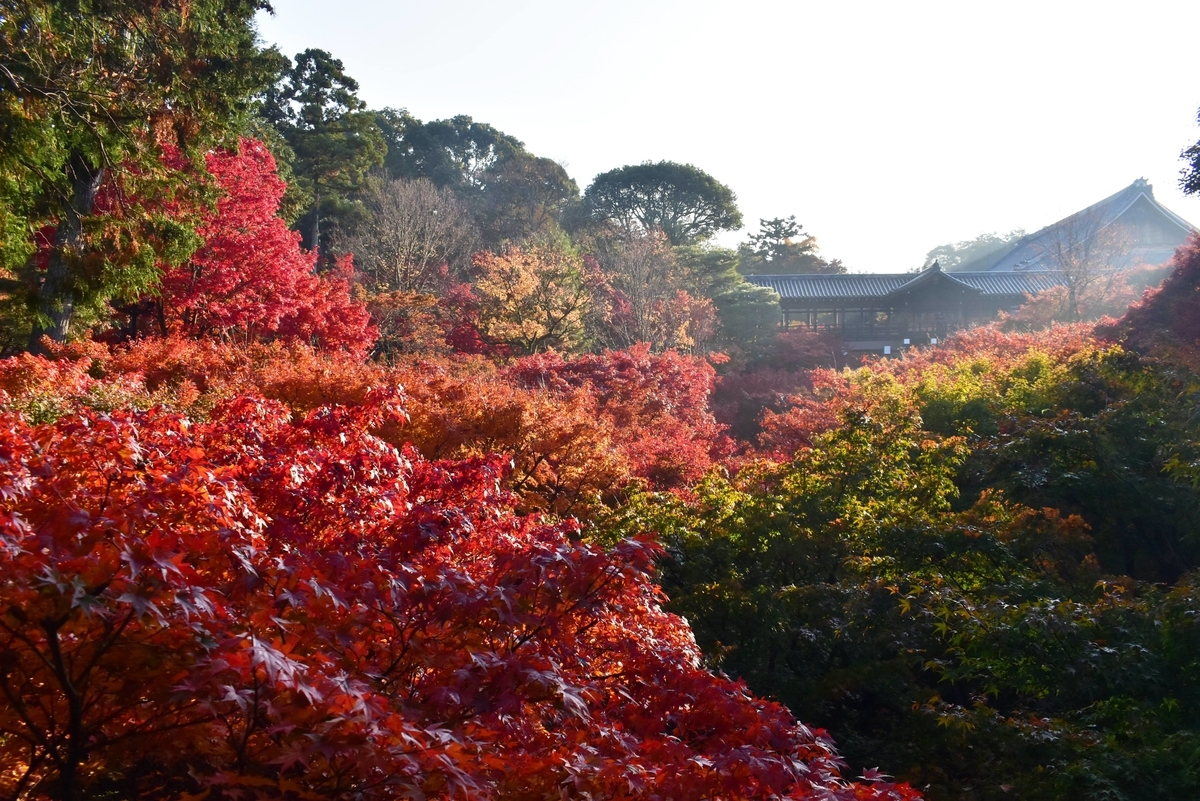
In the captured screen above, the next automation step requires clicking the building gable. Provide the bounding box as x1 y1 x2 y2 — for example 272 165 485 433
981 179 1196 272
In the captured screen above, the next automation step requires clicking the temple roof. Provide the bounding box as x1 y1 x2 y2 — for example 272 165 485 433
952 271 1067 294
746 273 912 299
979 179 1196 272
746 264 1064 302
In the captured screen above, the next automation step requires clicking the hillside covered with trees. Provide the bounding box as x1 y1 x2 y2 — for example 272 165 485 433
5 3 1200 800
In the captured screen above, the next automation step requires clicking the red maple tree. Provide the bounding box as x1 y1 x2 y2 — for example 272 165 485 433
12 338 737 514
0 373 920 800
1100 233 1200 369
142 139 375 356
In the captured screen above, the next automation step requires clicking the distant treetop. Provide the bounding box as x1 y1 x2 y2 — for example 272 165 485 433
922 229 1026 272
376 109 526 191
583 161 742 245
1183 105 1200 196
738 216 846 275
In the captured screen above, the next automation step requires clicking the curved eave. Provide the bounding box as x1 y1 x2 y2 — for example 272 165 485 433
882 268 983 298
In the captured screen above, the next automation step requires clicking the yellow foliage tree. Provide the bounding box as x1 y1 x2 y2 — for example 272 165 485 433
472 245 591 354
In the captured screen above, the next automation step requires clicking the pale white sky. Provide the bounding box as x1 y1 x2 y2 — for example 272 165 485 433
256 0 1200 273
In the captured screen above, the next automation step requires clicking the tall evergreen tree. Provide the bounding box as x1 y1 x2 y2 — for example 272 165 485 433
738 216 846 275
0 0 278 347
261 49 385 256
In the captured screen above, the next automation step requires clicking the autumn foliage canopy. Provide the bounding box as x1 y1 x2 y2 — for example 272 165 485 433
15 10 1200 798
13 60 1200 799
0 125 924 793
0 356 919 800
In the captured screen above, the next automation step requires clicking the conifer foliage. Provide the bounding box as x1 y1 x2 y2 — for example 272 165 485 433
0 0 277 343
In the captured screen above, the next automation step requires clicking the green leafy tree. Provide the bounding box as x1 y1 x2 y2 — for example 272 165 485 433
377 108 524 191
673 244 783 350
674 244 742 297
957 349 1200 581
583 161 742 245
711 281 782 347
261 49 385 255
472 153 580 248
601 362 1200 799
0 0 277 346
376 110 581 248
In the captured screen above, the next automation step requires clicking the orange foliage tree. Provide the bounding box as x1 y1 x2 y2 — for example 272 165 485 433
7 338 730 517
470 244 593 355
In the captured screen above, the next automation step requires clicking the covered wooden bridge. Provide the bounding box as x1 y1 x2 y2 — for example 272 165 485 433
746 263 1064 352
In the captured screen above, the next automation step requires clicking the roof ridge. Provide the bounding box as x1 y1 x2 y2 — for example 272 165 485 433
979 179 1197 272
744 269 1070 279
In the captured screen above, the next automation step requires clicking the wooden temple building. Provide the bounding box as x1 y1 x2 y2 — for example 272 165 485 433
747 265 1064 352
747 179 1196 354
977 178 1195 273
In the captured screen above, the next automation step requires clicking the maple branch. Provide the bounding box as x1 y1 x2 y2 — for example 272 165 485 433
0 676 61 772
75 608 133 689
42 620 84 801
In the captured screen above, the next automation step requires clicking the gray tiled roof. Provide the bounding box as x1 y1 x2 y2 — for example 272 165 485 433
745 274 912 299
981 179 1196 272
952 272 1065 294
746 269 1064 301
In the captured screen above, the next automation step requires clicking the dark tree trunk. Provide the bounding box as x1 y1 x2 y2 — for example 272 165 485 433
45 620 85 801
29 154 105 351
303 191 321 262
